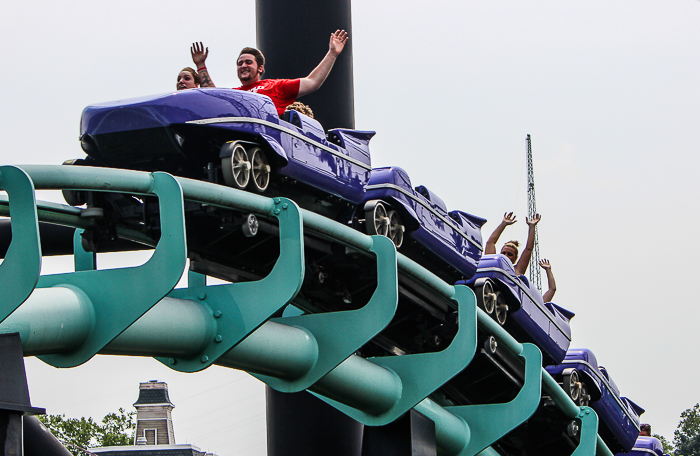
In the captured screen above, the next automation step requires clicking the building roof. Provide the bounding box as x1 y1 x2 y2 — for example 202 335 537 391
90 444 216 456
134 381 173 407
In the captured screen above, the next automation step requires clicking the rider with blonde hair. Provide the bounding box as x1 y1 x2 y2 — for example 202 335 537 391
484 212 541 276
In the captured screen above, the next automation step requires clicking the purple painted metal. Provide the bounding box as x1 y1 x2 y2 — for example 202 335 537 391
464 254 573 364
361 166 486 281
546 348 644 453
79 88 373 206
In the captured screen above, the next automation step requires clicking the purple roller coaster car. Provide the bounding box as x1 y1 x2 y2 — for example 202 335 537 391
546 348 644 453
360 166 486 281
75 88 487 282
78 88 374 212
463 254 574 364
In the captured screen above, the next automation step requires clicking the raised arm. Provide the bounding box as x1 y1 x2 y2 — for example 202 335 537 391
484 212 517 254
513 213 541 276
298 30 348 97
539 259 557 302
191 42 216 88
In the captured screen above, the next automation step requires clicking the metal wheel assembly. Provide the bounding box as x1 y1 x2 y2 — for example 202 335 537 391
365 201 390 237
476 280 497 316
387 209 404 248
494 292 508 325
241 214 259 238
221 143 251 189
579 381 590 407
563 368 582 404
249 147 271 193
62 189 85 207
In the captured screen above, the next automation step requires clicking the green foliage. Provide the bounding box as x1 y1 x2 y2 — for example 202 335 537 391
38 408 135 456
673 403 700 456
99 408 136 446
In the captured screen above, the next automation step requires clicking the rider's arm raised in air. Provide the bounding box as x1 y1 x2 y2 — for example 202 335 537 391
484 212 516 255
539 259 557 302
298 30 348 97
192 42 215 88
513 214 541 276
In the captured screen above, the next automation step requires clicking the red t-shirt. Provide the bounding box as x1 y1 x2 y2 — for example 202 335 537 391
234 79 301 116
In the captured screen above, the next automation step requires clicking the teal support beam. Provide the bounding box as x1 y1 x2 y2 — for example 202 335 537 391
4 166 616 456
415 397 471 456
36 172 188 368
446 343 543 456
571 406 599 456
317 285 478 426
0 166 41 323
73 229 95 271
0 287 93 355
255 235 398 392
156 197 305 372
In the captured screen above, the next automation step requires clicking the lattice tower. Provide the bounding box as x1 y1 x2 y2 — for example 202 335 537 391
526 134 542 291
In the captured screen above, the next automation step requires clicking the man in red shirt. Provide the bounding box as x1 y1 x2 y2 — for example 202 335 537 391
193 30 349 116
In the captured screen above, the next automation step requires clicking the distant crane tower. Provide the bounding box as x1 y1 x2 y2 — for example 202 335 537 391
526 134 542 291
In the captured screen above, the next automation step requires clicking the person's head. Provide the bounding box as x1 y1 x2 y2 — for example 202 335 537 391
286 101 314 118
639 424 651 436
177 67 200 90
237 47 265 83
501 240 519 263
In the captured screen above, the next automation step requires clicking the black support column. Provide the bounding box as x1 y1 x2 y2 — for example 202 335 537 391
266 388 363 456
256 0 355 129
0 333 47 455
362 410 437 456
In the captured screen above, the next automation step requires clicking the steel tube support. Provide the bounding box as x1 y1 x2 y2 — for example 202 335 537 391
415 398 469 456
10 166 613 455
2 286 94 356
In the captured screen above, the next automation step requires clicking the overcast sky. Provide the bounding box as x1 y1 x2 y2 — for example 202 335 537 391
1 1 699 454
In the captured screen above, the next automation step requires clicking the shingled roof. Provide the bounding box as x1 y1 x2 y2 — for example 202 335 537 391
133 381 173 406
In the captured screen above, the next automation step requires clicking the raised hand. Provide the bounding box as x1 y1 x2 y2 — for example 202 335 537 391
526 213 541 226
539 259 551 270
329 30 349 56
191 42 209 68
502 212 517 226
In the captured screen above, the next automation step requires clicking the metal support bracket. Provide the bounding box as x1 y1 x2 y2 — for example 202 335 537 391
316 284 478 426
73 229 96 272
571 406 599 456
0 166 41 324
37 172 187 368
446 343 543 456
255 235 399 392
156 197 304 372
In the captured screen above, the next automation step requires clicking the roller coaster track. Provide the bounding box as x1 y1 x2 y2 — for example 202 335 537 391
0 165 612 456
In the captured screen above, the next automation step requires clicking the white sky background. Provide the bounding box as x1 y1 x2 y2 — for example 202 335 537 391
1 0 699 454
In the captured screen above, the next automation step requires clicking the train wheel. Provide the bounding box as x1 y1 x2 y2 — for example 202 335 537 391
250 147 271 193
579 382 590 407
387 209 404 248
494 292 508 325
221 144 250 189
563 368 582 403
365 201 390 237
62 189 85 206
476 280 497 316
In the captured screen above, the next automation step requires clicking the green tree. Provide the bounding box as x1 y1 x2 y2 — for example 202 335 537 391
673 403 700 456
99 408 135 446
38 408 135 456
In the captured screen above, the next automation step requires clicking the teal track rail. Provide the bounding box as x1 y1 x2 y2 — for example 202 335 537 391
0 165 613 456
